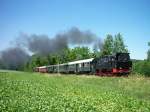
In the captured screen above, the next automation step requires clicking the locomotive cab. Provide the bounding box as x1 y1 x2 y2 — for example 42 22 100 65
112 53 132 74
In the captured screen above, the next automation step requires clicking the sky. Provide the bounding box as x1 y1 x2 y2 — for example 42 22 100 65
0 0 150 59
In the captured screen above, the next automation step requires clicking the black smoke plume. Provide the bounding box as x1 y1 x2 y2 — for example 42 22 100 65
17 33 68 55
17 27 100 55
0 47 29 70
66 27 97 44
26 34 68 55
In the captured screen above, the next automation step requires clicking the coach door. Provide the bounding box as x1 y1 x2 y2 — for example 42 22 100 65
76 64 79 73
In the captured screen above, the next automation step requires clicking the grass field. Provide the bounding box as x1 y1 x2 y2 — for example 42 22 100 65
0 71 150 112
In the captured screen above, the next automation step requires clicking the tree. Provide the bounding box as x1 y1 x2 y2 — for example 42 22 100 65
40 56 49 66
25 55 40 71
101 34 113 56
71 47 92 60
47 54 58 65
113 33 128 54
59 48 72 63
92 48 101 58
147 42 150 61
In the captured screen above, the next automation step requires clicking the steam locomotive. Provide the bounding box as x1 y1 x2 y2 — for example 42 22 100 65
35 53 132 76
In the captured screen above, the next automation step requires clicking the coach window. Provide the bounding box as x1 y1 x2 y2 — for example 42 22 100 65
86 63 88 67
79 63 81 67
103 58 106 62
85 62 88 67
112 57 114 61
84 63 86 67
106 57 108 62
88 62 90 66
109 57 112 61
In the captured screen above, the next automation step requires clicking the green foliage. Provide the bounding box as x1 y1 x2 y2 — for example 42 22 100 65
101 34 114 56
47 54 59 64
113 33 128 53
132 60 150 77
71 47 92 60
24 55 49 71
92 48 101 58
101 33 128 56
52 46 93 63
0 71 150 111
132 41 150 77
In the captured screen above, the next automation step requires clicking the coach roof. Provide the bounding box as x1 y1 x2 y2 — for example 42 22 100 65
68 58 94 65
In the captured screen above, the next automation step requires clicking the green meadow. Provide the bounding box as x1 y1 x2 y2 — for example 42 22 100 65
0 71 150 112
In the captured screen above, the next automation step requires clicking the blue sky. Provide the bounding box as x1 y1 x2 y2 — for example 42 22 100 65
0 0 150 59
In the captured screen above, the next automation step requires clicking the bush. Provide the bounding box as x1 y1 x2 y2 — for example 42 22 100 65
132 60 150 77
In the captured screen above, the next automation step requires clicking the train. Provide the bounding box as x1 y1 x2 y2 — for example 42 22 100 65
34 53 132 76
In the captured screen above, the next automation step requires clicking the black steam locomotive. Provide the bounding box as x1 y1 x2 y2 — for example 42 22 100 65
35 53 132 76
92 53 132 76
